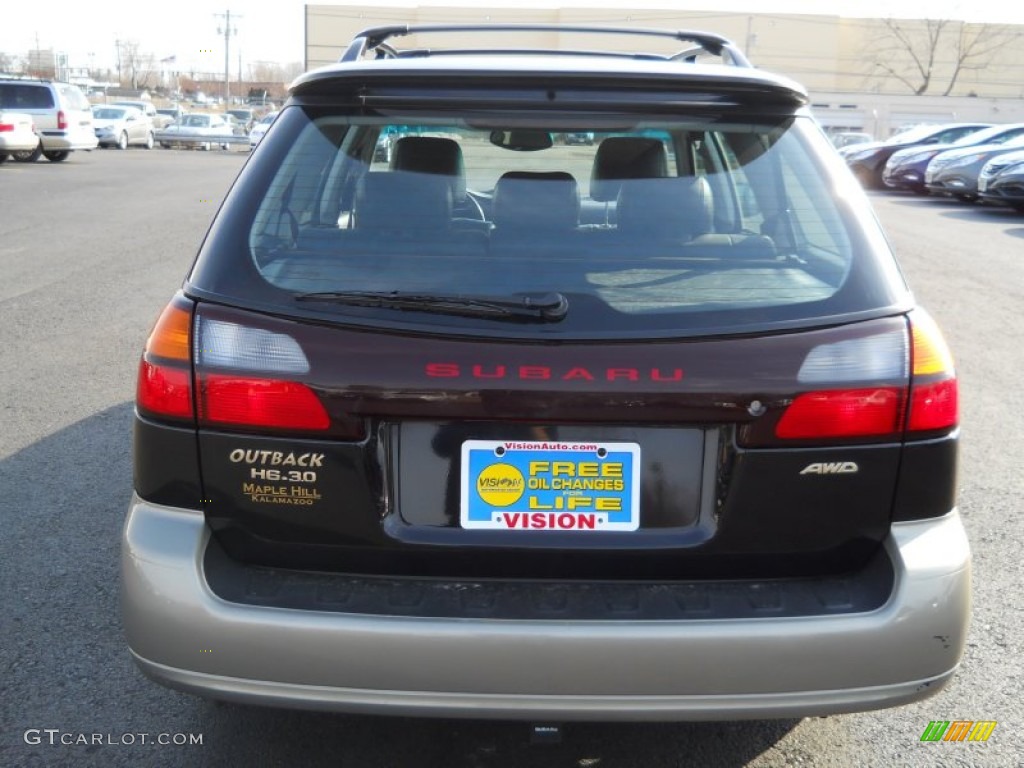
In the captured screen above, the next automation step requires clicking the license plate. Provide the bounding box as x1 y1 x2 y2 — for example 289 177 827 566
460 440 640 531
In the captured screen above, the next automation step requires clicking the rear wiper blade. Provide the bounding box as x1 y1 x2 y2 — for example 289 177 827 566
295 290 569 322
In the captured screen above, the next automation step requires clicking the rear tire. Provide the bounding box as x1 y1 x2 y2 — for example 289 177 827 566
43 151 70 162
12 143 43 163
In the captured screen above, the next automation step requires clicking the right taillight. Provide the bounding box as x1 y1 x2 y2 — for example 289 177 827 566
906 310 958 435
742 313 957 447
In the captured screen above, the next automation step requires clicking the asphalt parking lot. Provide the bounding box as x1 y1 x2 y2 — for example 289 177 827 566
1 149 1022 767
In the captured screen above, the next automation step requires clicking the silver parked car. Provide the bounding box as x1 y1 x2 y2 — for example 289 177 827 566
247 110 279 149
978 149 1024 212
925 134 1024 201
157 113 232 150
92 106 155 149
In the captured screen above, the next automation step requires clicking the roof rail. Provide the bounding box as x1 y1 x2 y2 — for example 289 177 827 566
341 24 753 68
0 73 53 83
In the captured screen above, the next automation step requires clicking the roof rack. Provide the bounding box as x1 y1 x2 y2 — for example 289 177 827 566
0 73 53 83
341 24 753 68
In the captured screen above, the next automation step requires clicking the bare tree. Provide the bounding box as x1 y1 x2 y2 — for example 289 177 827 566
116 40 157 90
863 18 1021 96
941 21 1020 96
0 51 20 73
248 60 303 84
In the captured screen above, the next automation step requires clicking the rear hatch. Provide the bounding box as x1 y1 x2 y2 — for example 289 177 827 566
138 66 957 581
186 305 939 580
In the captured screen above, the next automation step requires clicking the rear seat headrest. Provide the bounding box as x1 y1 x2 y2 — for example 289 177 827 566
590 137 669 202
492 171 580 231
616 177 714 239
355 172 452 232
389 136 467 202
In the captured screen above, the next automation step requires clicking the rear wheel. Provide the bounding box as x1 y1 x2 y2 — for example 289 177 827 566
12 143 43 163
117 132 129 150
43 151 70 162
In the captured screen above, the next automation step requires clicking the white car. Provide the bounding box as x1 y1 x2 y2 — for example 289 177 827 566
248 110 279 149
157 113 233 150
0 110 39 163
0 78 97 162
92 106 155 150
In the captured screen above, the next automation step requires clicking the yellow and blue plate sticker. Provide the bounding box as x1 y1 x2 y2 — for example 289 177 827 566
460 439 640 531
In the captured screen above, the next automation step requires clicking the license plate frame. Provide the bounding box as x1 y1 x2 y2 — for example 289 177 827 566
460 439 641 531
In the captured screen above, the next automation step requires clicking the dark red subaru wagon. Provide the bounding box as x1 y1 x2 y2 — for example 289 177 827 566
123 24 969 720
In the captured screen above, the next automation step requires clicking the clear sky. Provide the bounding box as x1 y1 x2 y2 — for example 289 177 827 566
2 0 1021 75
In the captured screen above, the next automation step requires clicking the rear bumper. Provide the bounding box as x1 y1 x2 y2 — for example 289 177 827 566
121 497 971 720
39 130 98 151
882 168 925 190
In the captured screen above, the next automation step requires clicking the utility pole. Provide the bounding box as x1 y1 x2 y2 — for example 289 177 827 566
215 11 240 106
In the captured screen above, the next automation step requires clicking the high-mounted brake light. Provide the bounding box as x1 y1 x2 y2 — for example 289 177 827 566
136 299 194 421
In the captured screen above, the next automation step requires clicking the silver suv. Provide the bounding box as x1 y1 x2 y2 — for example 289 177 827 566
0 77 97 162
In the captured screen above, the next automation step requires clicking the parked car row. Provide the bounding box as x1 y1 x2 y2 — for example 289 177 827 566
2 76 277 165
841 122 1024 212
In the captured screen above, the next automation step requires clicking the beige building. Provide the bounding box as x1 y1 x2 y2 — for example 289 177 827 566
304 5 1024 137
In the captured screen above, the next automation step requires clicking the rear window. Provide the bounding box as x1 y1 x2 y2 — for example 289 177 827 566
190 105 908 338
0 83 55 110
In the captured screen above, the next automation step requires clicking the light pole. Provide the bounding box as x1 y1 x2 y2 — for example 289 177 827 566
215 11 240 106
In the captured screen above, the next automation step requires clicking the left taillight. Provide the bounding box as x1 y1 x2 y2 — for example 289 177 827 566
57 110 68 130
192 314 331 434
136 297 195 422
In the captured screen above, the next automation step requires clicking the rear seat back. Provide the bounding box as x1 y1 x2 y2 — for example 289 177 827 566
590 137 669 203
390 136 468 203
492 171 580 233
354 171 453 234
616 177 714 240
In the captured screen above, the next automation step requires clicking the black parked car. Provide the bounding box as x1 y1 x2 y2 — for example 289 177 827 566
124 24 969 722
